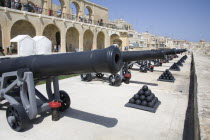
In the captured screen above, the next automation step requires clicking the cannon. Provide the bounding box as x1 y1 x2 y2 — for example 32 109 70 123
81 49 165 86
0 46 122 131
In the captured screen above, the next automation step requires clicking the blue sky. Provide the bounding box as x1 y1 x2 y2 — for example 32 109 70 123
52 0 210 42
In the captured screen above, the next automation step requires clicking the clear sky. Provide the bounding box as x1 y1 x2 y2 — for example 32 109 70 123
52 0 210 42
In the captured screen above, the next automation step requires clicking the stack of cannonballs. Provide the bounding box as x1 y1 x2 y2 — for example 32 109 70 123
158 69 175 82
176 60 183 66
169 63 180 71
179 55 188 63
127 85 160 111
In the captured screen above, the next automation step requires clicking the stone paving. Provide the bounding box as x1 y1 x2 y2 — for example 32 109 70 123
194 52 210 140
0 54 191 140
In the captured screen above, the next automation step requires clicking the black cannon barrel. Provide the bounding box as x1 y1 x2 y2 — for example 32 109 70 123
122 50 165 62
0 46 122 77
161 49 177 55
176 49 187 54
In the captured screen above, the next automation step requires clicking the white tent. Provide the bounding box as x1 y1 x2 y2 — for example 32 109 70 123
10 35 35 56
33 36 52 55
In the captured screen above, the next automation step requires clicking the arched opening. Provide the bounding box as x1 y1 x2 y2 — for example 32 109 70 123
66 27 79 52
11 20 36 39
69 1 80 20
83 30 93 51
84 6 92 23
97 31 105 49
51 0 64 17
10 20 36 54
43 24 60 52
110 34 122 48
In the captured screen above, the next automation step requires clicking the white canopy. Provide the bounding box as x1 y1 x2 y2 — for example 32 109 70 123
33 36 52 54
10 35 35 56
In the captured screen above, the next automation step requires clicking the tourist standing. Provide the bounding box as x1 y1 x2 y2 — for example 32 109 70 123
54 44 57 52
11 0 15 9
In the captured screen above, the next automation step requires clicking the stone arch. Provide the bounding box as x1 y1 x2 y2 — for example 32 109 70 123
97 31 105 49
70 1 80 18
110 34 122 47
66 27 79 52
52 0 65 16
11 20 36 39
83 29 93 51
43 24 61 52
84 6 93 19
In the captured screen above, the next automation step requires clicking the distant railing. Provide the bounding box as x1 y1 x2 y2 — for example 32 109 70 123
0 1 118 29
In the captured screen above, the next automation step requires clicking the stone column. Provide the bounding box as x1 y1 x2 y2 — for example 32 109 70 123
60 30 66 52
43 0 52 15
104 30 110 48
92 31 97 50
62 0 70 19
79 32 84 51
2 24 11 52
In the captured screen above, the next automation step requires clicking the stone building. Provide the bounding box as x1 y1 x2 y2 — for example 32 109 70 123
0 0 129 54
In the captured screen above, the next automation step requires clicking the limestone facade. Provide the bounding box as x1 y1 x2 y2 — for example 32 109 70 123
0 0 128 53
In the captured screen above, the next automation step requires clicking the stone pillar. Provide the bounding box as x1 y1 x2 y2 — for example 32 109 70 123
92 31 97 50
2 24 11 52
78 1 84 18
104 31 110 48
62 0 70 19
60 30 66 52
43 0 52 15
79 32 84 51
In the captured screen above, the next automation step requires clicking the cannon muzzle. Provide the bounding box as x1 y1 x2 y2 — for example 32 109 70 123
122 50 165 62
0 46 122 77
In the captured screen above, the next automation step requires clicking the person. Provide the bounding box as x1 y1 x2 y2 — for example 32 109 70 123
54 44 57 52
11 0 15 9
48 8 52 16
35 5 38 13
5 0 11 8
39 6 42 14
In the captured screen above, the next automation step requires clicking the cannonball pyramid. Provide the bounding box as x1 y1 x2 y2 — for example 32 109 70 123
170 63 181 71
158 69 175 82
176 60 183 66
125 85 161 113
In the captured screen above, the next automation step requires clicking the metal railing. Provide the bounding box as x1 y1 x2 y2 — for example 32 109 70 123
0 2 118 29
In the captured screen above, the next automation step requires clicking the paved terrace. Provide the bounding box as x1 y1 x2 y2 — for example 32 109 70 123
0 54 191 140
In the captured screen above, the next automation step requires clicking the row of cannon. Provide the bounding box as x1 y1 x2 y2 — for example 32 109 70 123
0 46 187 131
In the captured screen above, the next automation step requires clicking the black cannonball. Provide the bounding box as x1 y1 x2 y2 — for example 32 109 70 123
148 101 155 108
142 85 148 91
138 89 144 95
135 99 141 105
142 101 148 106
146 96 152 102
145 90 151 96
159 76 162 79
134 94 140 99
140 95 146 100
129 98 135 104
166 77 169 80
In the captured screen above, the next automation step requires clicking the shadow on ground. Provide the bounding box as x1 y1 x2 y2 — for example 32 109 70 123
129 81 158 86
62 108 118 128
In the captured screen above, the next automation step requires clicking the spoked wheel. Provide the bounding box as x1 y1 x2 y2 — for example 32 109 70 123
96 73 104 78
80 74 92 82
6 104 29 132
109 74 122 86
59 90 71 112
